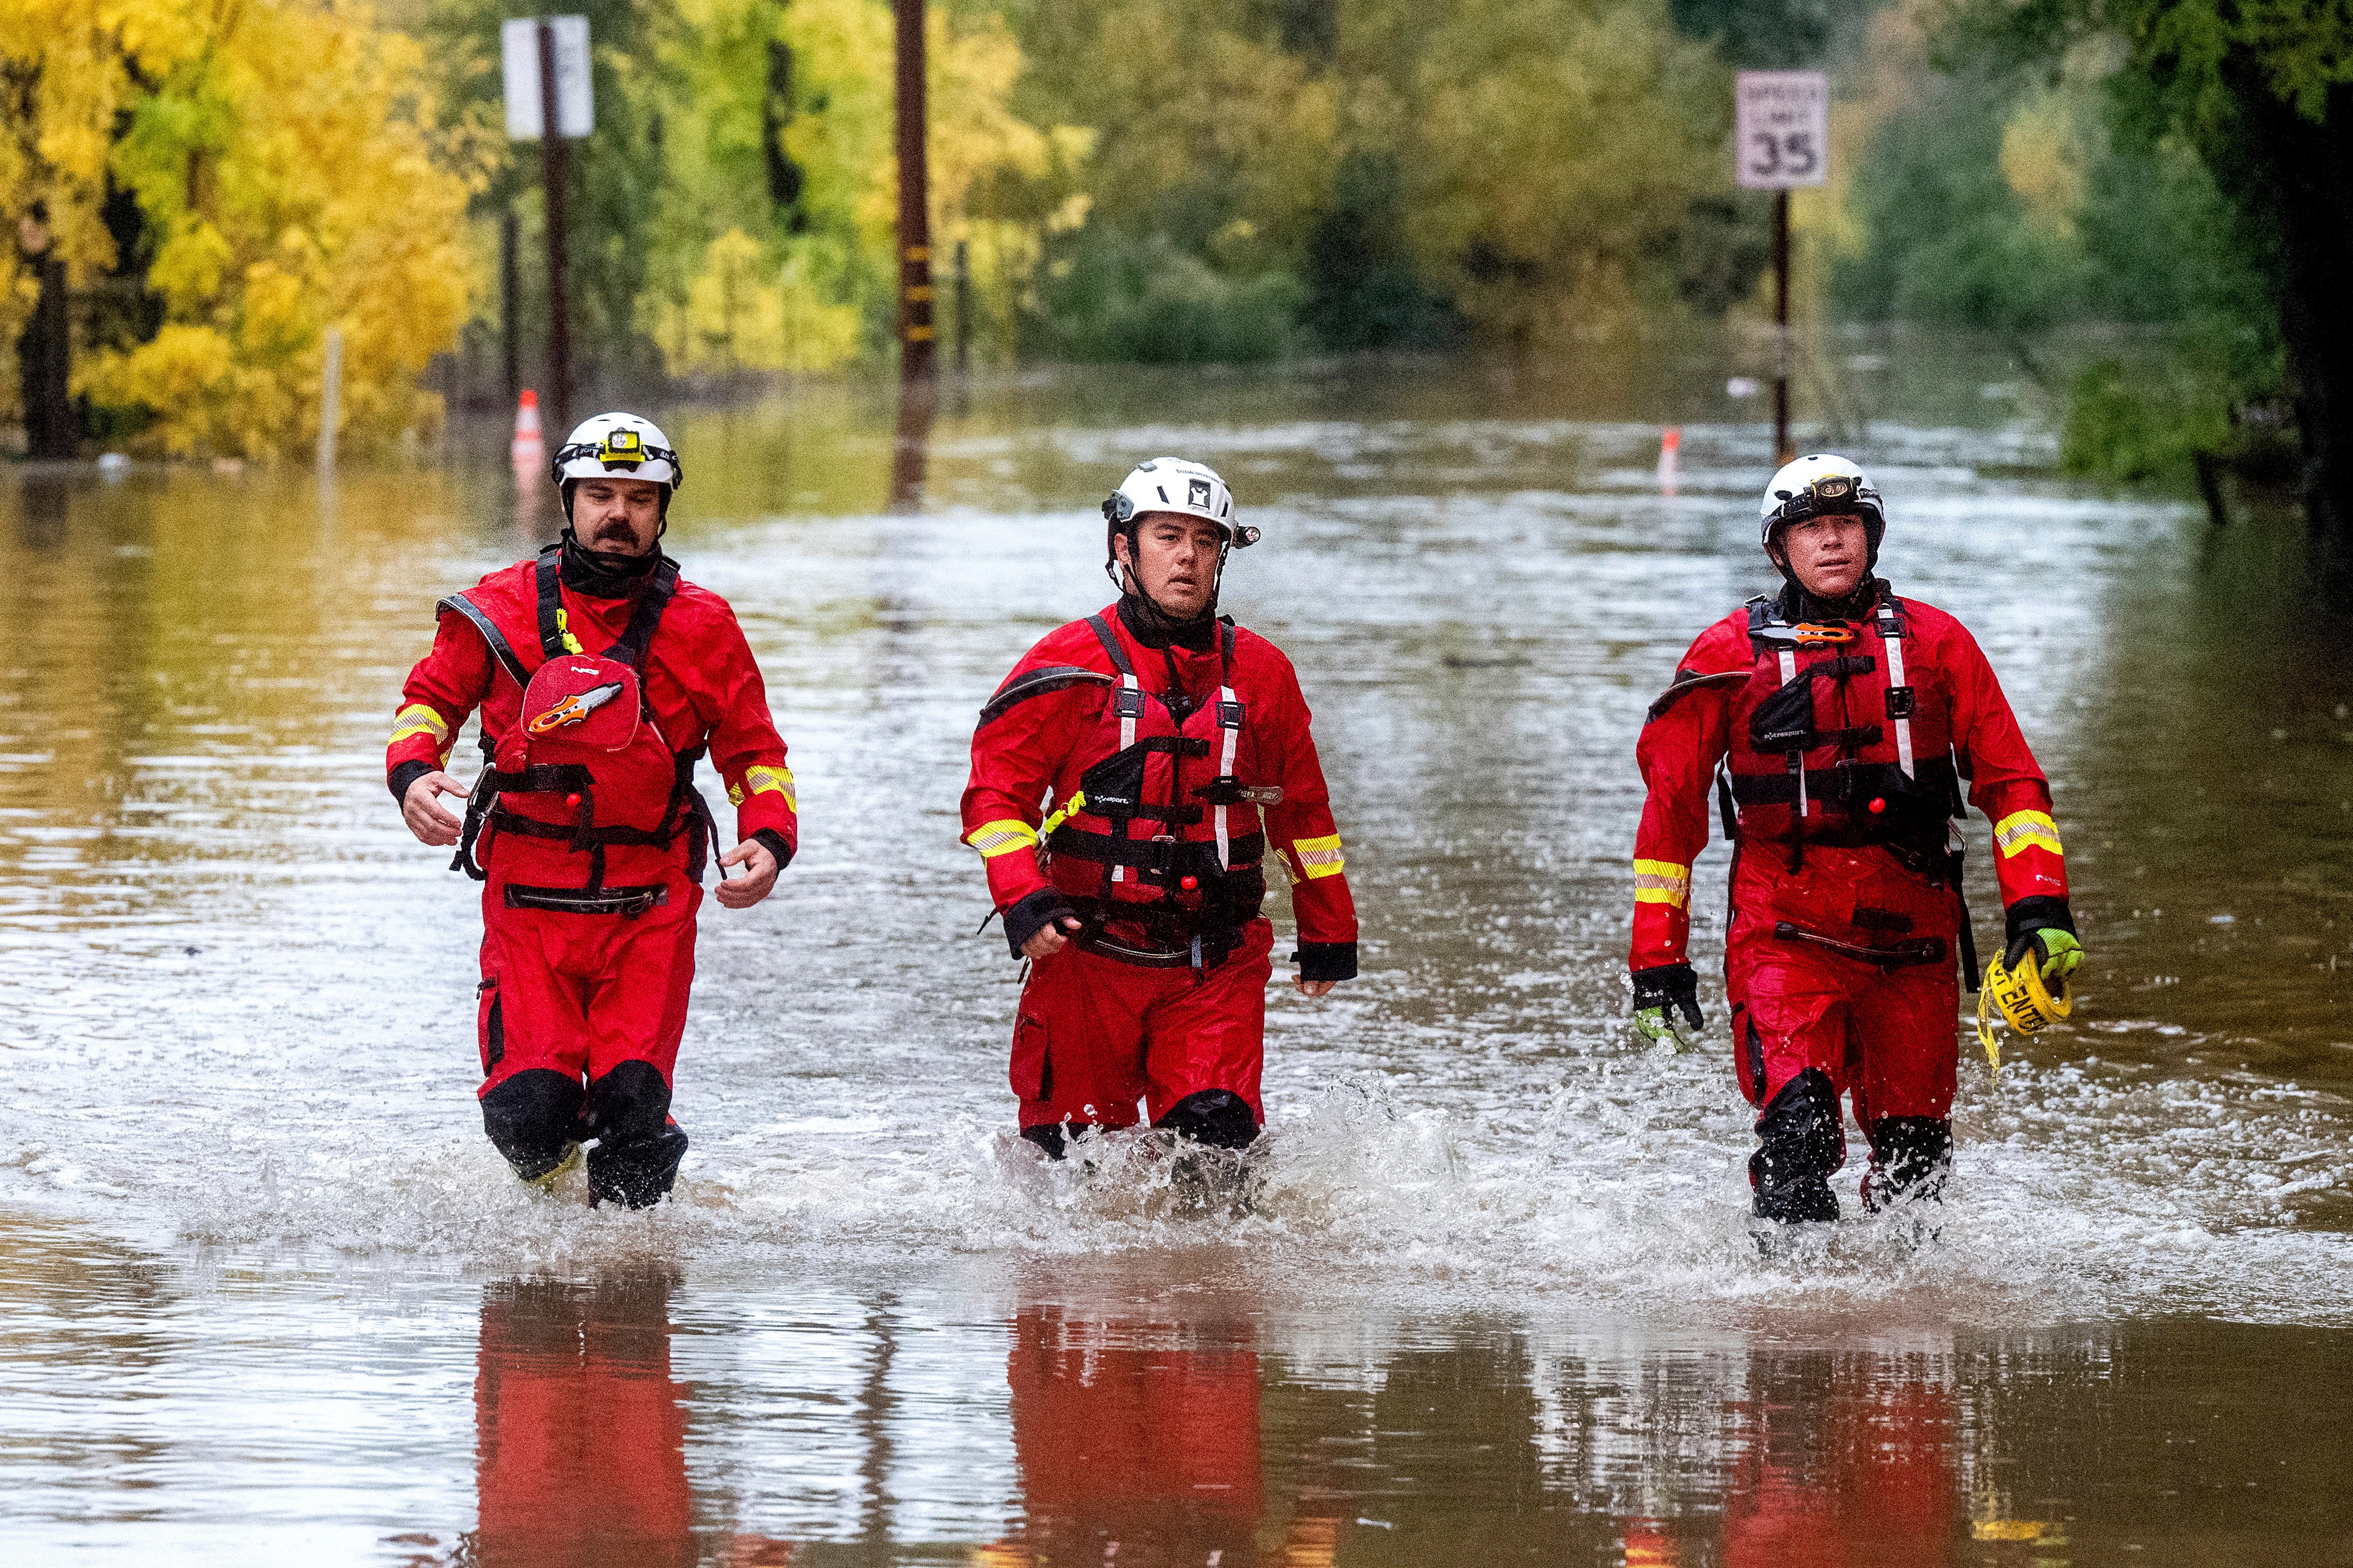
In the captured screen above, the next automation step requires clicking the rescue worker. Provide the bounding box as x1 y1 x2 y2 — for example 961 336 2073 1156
962 458 1358 1157
389 413 796 1208
1628 455 2082 1230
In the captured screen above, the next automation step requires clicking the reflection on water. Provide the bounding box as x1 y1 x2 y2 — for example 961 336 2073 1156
10 1222 2351 1563
4 345 2353 1557
471 1273 694 1568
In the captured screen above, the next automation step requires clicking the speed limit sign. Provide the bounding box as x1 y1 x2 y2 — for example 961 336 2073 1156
1736 71 1829 189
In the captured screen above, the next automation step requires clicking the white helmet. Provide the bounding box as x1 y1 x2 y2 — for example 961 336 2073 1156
1758 453 1884 562
1102 457 1258 548
551 412 683 493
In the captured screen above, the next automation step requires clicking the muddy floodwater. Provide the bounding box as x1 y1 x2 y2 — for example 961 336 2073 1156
5 351 2352 1564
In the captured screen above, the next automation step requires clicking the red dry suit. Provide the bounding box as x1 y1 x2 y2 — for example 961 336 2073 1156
389 545 797 1204
1631 582 2069 1217
961 601 1358 1148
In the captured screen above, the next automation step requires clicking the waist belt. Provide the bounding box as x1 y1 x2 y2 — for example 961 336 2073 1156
503 882 669 916
1077 923 1243 972
1046 826 1264 875
1772 921 1947 969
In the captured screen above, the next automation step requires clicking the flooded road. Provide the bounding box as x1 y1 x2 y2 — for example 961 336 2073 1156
4 350 2351 1561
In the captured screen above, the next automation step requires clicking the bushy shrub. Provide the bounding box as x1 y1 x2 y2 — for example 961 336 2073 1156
1040 236 1306 364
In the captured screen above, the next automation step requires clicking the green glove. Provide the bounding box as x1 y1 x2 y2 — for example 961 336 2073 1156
2030 929 2082 983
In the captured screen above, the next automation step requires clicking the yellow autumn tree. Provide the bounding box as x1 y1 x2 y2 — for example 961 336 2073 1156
7 0 484 459
1 2 210 356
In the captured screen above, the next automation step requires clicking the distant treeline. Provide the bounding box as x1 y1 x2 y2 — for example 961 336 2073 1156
11 0 2353 539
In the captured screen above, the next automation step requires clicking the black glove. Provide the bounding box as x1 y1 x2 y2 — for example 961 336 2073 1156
1631 962 1704 1049
2003 895 2076 969
1004 888 1081 960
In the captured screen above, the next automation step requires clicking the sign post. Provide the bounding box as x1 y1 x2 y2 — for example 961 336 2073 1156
502 16 593 439
1735 70 1829 465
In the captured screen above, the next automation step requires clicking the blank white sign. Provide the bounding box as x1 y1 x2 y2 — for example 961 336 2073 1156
1735 70 1829 190
502 16 593 140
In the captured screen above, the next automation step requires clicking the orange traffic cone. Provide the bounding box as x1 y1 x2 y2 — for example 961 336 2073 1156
511 389 545 474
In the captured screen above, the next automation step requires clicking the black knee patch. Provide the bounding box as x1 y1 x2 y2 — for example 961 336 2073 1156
1864 1115 1952 1211
586 1060 672 1145
1750 1067 1845 1225
481 1069 586 1180
1153 1090 1259 1151
585 1061 687 1209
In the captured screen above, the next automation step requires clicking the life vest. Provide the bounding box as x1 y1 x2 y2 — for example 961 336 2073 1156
1719 584 1964 875
441 546 715 914
1040 614 1272 967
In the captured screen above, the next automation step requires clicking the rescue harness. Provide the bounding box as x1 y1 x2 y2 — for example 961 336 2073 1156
440 545 716 914
1712 583 1982 987
1040 613 1267 970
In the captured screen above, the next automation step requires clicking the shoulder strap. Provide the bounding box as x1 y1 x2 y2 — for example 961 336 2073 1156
534 549 567 660
1873 581 1915 779
603 558 681 670
1084 613 1136 678
437 591 532 690
1219 616 1236 678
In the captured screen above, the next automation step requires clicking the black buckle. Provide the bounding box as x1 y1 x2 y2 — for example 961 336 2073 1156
1886 686 1914 718
1216 700 1244 730
1114 688 1147 719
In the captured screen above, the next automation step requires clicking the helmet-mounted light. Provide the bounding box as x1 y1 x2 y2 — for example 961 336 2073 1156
550 437 682 482
1766 473 1873 531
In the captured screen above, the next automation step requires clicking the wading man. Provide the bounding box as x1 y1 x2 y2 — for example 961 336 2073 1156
1628 456 2081 1233
962 459 1358 1158
389 414 796 1207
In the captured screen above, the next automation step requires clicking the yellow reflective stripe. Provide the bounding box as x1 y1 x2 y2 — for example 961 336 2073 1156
1292 833 1345 880
388 704 449 745
1632 858 1691 908
1994 810 2062 859
744 765 796 805
730 765 797 808
965 819 1040 859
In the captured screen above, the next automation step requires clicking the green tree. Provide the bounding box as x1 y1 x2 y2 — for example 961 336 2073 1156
1952 0 2353 554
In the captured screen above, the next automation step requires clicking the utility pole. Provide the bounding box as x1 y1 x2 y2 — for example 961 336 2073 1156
893 0 935 383
499 208 521 410
953 238 970 377
536 18 572 436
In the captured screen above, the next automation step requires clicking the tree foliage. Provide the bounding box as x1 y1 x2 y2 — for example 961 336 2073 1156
3 0 483 457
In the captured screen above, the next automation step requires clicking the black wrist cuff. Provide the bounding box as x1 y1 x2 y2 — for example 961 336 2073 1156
2004 896 2075 946
749 828 794 871
1293 941 1357 982
1005 889 1077 960
389 759 435 807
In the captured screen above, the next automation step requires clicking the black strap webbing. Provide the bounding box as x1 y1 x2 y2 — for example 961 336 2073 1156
1730 754 1958 807
977 665 1115 729
534 551 567 659
1084 613 1135 677
437 593 531 690
535 550 681 669
605 561 680 668
1047 826 1263 873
